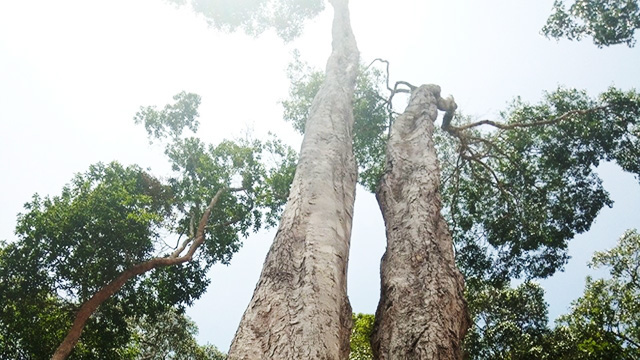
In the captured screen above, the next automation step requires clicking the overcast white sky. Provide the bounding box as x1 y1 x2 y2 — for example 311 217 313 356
1 0 639 352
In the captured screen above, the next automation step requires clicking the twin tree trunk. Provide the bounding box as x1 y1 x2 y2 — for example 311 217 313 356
230 1 469 357
227 0 360 358
50 2 469 358
372 85 469 359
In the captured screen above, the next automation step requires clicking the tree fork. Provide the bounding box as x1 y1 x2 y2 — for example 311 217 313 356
372 85 469 360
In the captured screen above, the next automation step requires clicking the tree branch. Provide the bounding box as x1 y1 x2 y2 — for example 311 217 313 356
612 331 640 349
447 106 608 133
51 186 231 360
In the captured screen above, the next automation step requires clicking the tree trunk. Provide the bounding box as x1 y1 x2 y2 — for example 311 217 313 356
227 0 359 359
372 85 469 360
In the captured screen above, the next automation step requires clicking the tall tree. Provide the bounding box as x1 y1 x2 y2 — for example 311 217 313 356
228 0 360 357
169 0 360 356
371 85 468 359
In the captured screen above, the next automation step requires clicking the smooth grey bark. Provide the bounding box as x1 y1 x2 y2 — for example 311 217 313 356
372 85 469 360
227 0 359 358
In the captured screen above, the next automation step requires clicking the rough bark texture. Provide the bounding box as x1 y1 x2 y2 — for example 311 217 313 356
372 85 469 360
227 1 359 359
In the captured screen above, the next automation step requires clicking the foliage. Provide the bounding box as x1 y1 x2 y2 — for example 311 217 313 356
167 0 325 41
0 92 296 358
465 231 640 359
464 282 554 360
553 229 640 359
127 307 227 360
444 87 640 285
282 56 389 192
542 0 640 47
350 313 374 360
281 58 640 286
134 91 201 143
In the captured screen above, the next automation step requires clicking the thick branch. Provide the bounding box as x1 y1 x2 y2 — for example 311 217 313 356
51 187 230 360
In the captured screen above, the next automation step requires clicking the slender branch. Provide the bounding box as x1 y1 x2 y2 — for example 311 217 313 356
461 153 502 191
448 106 608 133
612 331 640 349
366 58 393 93
171 235 194 258
208 216 243 229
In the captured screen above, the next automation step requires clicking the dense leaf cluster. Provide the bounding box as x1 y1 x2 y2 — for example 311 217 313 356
543 0 640 47
0 92 296 358
349 313 375 360
445 87 640 284
465 229 640 359
464 282 554 359
553 229 640 359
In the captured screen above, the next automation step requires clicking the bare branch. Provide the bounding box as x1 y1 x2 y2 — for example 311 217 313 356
366 58 393 93
448 106 608 133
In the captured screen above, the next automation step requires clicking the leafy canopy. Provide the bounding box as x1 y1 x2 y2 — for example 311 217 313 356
282 58 640 286
439 229 640 359
542 0 640 47
554 229 640 359
444 87 640 285
464 282 555 360
168 0 325 41
0 92 296 358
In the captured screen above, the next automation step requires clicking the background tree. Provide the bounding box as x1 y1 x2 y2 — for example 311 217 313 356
552 229 640 359
465 229 640 360
464 282 554 360
350 313 375 360
543 0 640 47
0 93 295 359
127 308 227 360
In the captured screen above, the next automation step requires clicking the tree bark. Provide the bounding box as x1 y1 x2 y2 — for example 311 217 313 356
51 188 229 360
227 0 359 359
372 85 469 360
